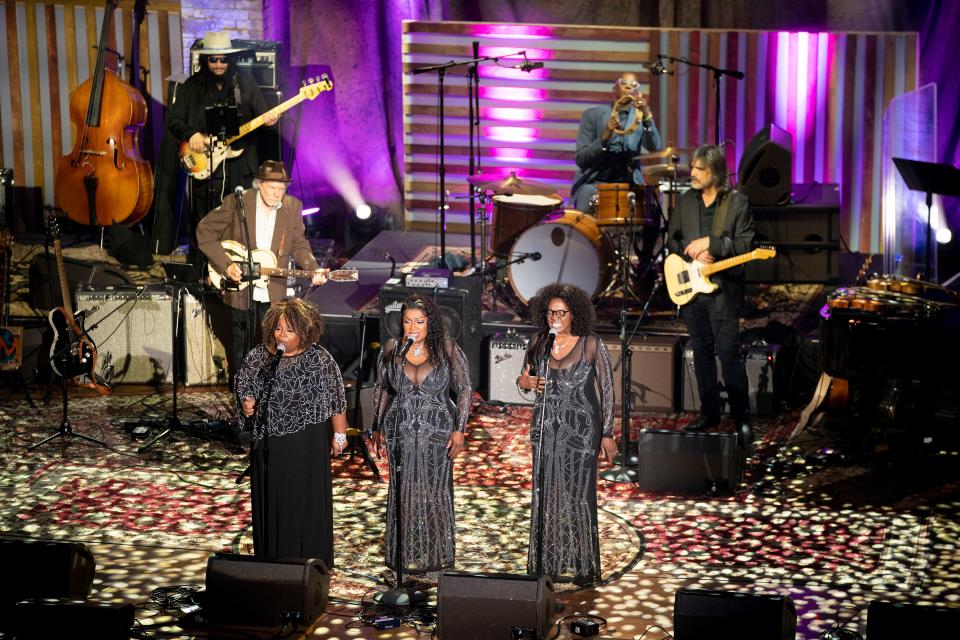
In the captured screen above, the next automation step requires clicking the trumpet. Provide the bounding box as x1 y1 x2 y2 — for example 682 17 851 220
610 94 648 136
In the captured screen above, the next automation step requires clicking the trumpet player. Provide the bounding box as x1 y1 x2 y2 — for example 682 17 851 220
570 73 662 212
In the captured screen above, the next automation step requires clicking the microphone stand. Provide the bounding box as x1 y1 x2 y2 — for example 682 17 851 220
532 334 554 576
376 346 426 606
250 349 284 555
236 190 256 363
411 49 530 270
656 54 744 145
345 312 383 483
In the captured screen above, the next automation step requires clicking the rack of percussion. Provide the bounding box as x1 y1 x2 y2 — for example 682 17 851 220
467 147 693 309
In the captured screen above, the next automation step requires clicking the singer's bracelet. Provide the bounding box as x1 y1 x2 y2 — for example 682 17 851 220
333 432 347 449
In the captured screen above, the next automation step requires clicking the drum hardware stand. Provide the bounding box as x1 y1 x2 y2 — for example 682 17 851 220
412 48 530 270
478 251 538 321
344 312 383 483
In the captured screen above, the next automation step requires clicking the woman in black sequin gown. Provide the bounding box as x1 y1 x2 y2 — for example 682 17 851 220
236 299 347 567
371 294 472 576
516 284 617 585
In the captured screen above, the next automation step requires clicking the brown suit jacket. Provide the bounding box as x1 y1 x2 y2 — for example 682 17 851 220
196 189 320 311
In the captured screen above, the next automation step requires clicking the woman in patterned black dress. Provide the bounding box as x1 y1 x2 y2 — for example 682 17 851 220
516 284 617 586
236 299 347 567
371 294 472 577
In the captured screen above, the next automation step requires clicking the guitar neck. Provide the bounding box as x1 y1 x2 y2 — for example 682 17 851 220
53 238 77 323
226 93 306 145
261 266 315 279
701 250 761 276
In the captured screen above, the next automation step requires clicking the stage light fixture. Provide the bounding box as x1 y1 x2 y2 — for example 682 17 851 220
936 227 952 244
355 203 372 220
302 206 320 216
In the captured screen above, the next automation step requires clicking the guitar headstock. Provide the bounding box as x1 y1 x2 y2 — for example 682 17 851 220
329 268 358 282
754 245 777 260
45 212 62 241
300 74 334 100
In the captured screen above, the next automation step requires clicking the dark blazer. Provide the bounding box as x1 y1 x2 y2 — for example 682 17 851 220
196 189 320 311
666 188 755 315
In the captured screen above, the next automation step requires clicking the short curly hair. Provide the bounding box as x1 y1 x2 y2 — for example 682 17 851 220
527 283 596 335
261 298 325 352
398 293 448 366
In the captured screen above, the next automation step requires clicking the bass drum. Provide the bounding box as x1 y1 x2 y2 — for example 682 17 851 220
507 210 613 305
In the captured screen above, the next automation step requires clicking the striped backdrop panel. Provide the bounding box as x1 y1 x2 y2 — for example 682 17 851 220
0 1 182 208
402 21 918 253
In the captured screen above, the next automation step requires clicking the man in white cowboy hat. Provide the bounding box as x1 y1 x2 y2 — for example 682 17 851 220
167 31 279 276
197 159 329 382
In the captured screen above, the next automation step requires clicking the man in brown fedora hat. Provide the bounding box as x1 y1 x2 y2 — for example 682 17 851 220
197 159 329 381
167 31 278 276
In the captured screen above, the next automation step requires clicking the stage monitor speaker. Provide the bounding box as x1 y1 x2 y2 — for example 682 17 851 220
866 600 960 639
0 537 95 621
378 278 482 386
28 254 134 311
681 343 781 416
738 123 793 206
604 334 679 413
204 553 329 628
488 331 532 405
638 429 743 493
10 599 134 639
76 288 174 385
674 587 797 640
438 571 554 639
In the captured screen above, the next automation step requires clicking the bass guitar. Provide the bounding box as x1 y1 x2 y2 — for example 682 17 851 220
664 247 776 306
179 76 333 180
45 217 111 395
208 240 358 291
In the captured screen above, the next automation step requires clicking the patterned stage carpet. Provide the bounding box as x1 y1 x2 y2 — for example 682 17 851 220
1 387 958 637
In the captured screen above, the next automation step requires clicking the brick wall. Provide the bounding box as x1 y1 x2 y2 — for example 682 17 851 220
179 0 264 73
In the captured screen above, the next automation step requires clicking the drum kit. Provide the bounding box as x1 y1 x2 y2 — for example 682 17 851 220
467 150 693 309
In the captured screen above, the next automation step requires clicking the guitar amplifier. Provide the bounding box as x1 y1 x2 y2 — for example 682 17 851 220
487 331 531 405
75 288 173 385
681 342 780 415
183 293 228 387
604 334 680 413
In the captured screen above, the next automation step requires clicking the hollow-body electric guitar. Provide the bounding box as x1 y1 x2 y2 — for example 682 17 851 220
208 240 358 291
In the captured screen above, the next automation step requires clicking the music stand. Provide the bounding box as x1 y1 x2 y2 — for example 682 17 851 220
892 158 960 280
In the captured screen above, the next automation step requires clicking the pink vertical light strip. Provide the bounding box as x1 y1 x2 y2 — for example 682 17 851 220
831 34 847 187
795 32 809 183
849 35 868 250
814 33 830 182
775 32 790 131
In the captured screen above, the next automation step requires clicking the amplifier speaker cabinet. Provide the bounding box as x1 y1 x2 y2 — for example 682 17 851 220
488 331 531 405
681 343 780 416
10 600 134 639
378 278 482 386
438 572 554 639
183 293 228 387
204 553 328 627
674 588 797 640
604 334 679 413
0 537 96 609
75 288 173 385
638 429 743 493
28 255 133 311
866 600 960 639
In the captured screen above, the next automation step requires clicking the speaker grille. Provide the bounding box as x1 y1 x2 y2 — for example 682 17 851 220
76 288 173 384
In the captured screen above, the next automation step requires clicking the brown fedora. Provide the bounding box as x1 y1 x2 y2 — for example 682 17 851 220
255 160 293 183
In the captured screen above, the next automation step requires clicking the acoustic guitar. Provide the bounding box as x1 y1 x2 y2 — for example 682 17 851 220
208 240 358 291
664 247 777 306
178 76 333 180
45 217 111 395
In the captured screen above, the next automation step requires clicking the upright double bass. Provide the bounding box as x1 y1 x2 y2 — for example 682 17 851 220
55 0 153 227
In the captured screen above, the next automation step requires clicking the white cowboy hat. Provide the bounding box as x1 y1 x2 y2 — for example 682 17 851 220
195 31 247 55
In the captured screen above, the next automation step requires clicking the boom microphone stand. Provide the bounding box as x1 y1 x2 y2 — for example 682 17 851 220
655 54 744 145
532 335 554 576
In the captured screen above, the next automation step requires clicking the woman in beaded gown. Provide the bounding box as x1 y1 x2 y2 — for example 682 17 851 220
371 294 472 577
236 299 347 567
516 284 617 586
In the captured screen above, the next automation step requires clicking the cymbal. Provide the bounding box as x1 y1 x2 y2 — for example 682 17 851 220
633 145 696 162
467 171 555 196
642 163 691 178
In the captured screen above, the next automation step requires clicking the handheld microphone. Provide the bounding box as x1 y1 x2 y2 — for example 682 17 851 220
530 252 542 261
268 343 287 373
543 327 558 357
512 60 545 72
396 334 418 360
234 186 244 199
646 60 675 76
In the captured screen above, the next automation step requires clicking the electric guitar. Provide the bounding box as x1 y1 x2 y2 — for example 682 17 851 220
664 247 777 306
45 217 111 395
178 76 333 180
208 240 359 291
